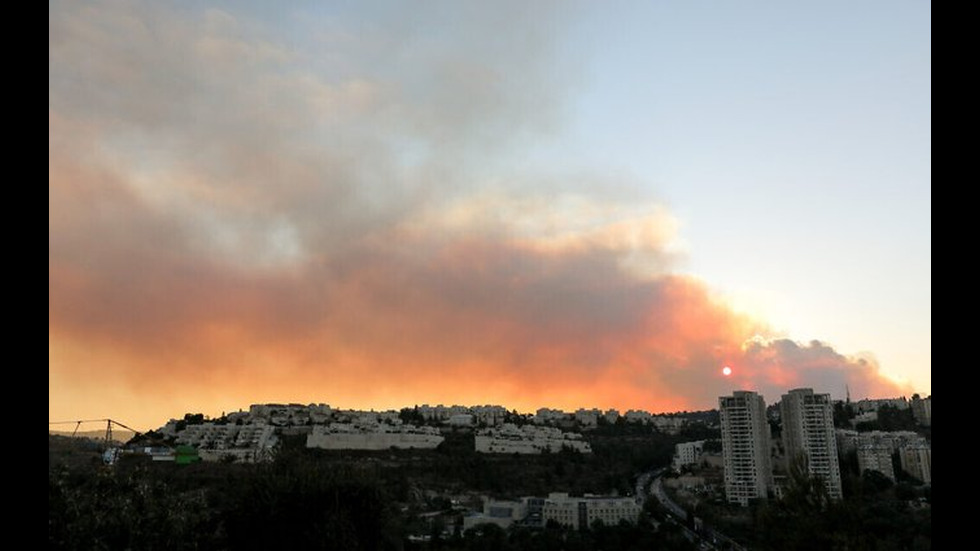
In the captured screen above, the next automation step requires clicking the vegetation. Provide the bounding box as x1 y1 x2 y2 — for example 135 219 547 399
49 420 718 549
422 518 698 551
50 411 929 550
50 436 399 550
833 401 856 428
685 446 932 551
747 466 931 550
854 404 918 432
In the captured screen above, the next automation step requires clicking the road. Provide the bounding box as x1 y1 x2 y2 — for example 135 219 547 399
640 468 748 551
634 466 666 507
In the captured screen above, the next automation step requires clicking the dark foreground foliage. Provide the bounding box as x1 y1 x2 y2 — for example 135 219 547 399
49 425 710 550
411 518 697 551
692 456 932 551
49 444 400 550
50 418 928 550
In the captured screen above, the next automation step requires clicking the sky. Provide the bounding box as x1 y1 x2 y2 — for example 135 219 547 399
49 1 930 431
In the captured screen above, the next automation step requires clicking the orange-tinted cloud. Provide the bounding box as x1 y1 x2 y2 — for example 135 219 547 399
49 1 910 429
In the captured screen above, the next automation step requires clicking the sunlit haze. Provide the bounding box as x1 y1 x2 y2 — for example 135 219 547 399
49 1 930 431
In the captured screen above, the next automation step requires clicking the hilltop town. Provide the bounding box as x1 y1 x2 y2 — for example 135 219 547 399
140 403 694 463
50 389 931 549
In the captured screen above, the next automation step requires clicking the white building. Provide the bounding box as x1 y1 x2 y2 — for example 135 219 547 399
463 499 528 531
672 440 705 472
836 430 926 456
911 395 931 427
305 422 444 450
533 408 569 425
780 388 842 500
417 404 471 423
624 410 653 424
853 397 909 414
857 445 895 481
720 390 773 506
376 410 403 424
309 404 333 424
470 405 509 426
175 423 278 462
899 445 932 485
541 493 641 530
574 408 599 428
474 423 591 454
448 414 475 427
245 403 332 426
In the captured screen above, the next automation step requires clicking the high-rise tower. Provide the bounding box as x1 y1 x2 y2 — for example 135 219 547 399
780 388 843 500
719 390 773 506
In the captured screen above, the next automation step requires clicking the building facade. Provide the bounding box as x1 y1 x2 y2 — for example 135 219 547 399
780 388 843 500
672 440 705 472
541 493 641 530
899 445 932 485
719 390 773 505
911 394 932 427
463 499 528 531
474 424 591 454
857 444 896 481
175 423 278 462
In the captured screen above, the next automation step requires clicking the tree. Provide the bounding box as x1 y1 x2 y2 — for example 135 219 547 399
876 404 916 431
833 401 855 428
783 452 831 513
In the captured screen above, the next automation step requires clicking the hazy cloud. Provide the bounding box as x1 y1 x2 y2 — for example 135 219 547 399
49 1 909 426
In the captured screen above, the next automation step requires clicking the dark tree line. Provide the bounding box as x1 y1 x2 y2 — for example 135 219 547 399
50 436 402 550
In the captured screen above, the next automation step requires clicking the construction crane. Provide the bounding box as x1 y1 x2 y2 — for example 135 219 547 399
49 418 143 462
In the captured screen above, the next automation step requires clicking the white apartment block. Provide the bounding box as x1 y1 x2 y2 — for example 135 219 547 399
417 404 471 422
574 408 600 428
781 388 842 500
412 404 509 426
305 422 444 450
474 423 591 454
899 445 932 485
911 395 931 427
836 430 926 455
720 390 773 506
175 423 278 462
448 414 475 427
857 445 896 481
245 403 333 426
470 405 509 426
624 410 653 424
672 440 705 472
533 408 569 425
853 397 909 414
541 493 641 530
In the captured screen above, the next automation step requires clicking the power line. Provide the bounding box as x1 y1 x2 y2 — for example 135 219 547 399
49 418 113 425
49 418 142 432
49 418 143 453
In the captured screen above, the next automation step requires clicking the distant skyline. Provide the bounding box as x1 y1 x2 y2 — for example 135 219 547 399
50 1 929 430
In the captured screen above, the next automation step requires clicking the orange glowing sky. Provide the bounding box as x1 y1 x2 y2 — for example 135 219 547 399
49 1 925 431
